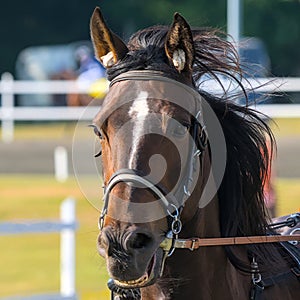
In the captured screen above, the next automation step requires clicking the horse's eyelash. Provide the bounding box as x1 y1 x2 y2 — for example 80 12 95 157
89 124 103 139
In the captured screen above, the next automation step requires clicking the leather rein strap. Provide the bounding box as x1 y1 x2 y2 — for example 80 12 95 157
160 234 300 252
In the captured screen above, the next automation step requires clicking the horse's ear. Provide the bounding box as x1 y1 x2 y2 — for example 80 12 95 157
165 13 194 75
90 7 128 68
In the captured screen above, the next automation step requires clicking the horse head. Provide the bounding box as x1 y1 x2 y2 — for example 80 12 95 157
90 7 211 289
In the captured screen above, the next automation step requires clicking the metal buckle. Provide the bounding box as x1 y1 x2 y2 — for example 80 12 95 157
183 185 191 197
171 218 182 235
193 149 202 157
251 256 263 287
98 208 107 230
160 203 183 261
289 228 300 246
190 239 197 251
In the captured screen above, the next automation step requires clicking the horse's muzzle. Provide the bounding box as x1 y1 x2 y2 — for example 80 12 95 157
98 226 164 288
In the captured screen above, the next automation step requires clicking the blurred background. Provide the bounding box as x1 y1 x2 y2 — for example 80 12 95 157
0 0 299 299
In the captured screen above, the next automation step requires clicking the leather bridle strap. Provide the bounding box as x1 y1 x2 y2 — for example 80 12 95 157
99 169 181 229
160 234 300 251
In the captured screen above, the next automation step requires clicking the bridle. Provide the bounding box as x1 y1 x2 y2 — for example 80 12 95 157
99 71 207 246
96 71 300 298
98 70 209 269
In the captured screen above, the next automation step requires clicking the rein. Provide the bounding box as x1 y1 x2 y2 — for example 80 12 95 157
159 232 300 252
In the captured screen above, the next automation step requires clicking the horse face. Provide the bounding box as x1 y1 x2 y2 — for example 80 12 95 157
94 94 194 287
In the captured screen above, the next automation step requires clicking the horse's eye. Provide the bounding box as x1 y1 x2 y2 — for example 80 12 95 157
89 125 103 139
172 123 189 138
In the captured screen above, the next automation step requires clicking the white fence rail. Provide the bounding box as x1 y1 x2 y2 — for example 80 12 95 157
0 198 78 300
1 72 300 143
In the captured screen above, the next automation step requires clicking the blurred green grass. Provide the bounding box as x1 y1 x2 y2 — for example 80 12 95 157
0 175 110 299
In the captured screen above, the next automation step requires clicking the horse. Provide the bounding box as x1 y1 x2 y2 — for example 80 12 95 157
89 7 300 300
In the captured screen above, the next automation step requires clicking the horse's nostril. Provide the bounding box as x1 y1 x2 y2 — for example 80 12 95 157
128 232 153 250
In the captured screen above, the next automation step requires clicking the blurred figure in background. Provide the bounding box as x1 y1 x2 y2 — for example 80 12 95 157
67 45 107 106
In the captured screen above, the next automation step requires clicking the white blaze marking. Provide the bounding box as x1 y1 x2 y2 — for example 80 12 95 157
128 91 149 168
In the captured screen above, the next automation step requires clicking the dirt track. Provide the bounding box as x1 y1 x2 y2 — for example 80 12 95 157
1 135 299 178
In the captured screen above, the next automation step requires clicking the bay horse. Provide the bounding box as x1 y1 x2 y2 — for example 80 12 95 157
90 7 300 300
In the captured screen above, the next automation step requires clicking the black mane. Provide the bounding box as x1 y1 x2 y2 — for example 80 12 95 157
107 26 176 81
107 25 241 84
107 25 278 272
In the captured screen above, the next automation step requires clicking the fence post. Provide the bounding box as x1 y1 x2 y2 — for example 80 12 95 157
54 146 69 182
1 72 14 143
227 0 242 50
60 198 76 298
